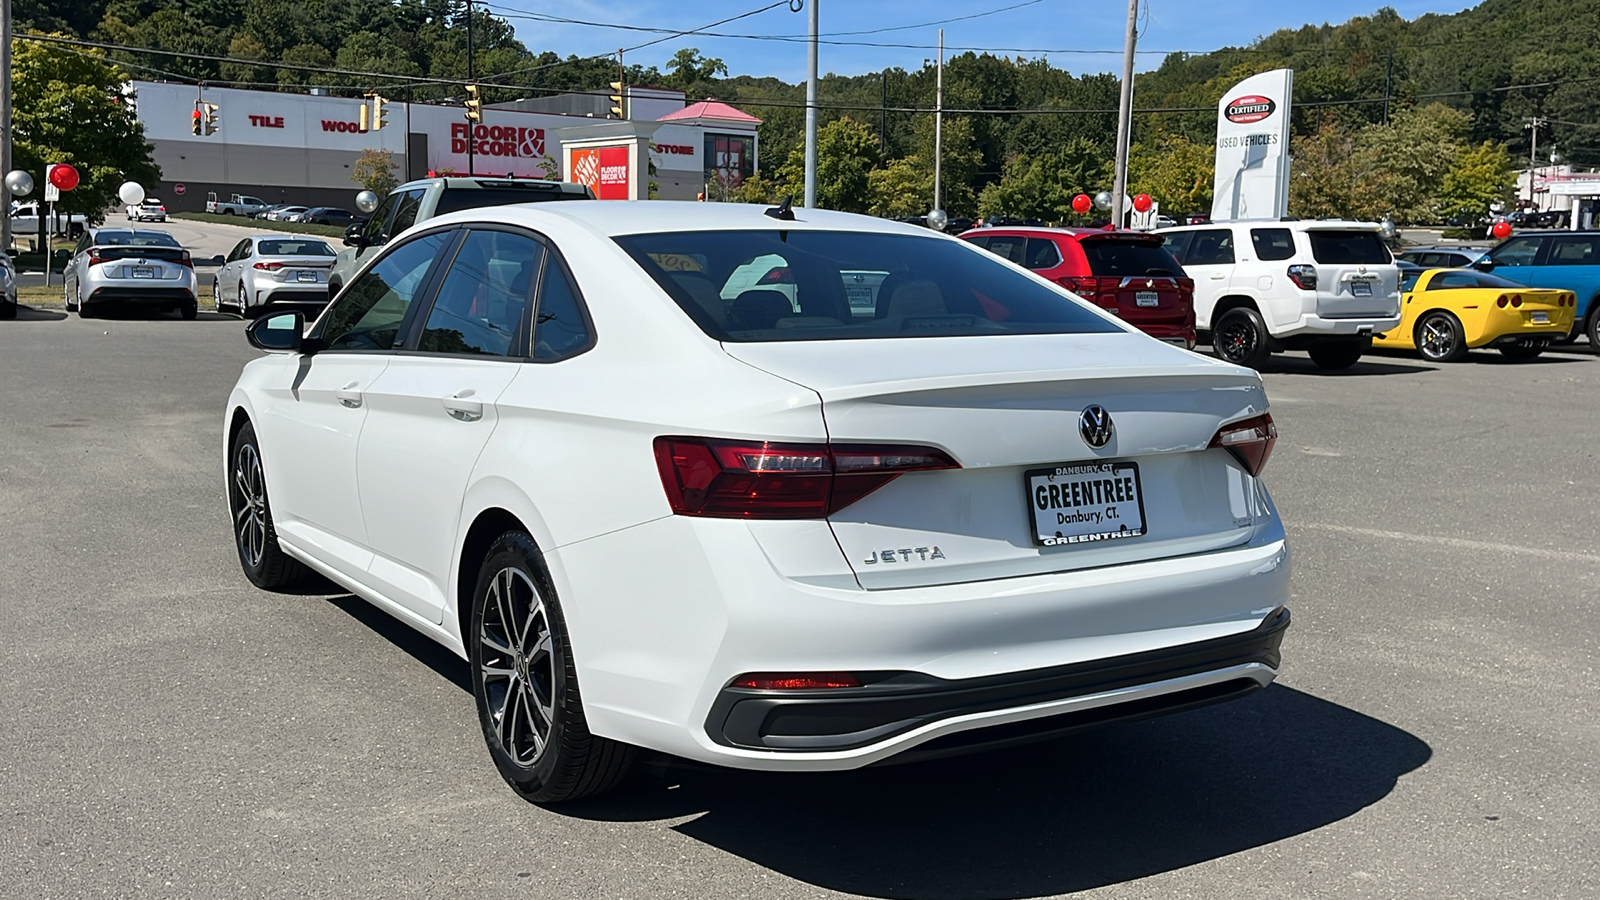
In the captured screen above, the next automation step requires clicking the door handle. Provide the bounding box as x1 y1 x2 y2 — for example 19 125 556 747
442 390 483 422
1208 273 1226 279
334 382 363 409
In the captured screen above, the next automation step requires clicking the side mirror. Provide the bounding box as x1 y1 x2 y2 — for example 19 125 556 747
203 254 226 267
1472 258 1494 271
53 248 71 261
246 311 307 352
343 222 368 248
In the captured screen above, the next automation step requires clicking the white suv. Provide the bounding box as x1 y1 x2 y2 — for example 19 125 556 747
1158 221 1402 369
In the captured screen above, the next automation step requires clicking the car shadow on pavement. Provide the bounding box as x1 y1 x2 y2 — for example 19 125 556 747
323 592 473 693
565 685 1431 900
1253 354 1437 376
10 305 67 322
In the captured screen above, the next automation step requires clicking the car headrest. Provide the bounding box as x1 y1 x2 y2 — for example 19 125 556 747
728 290 794 331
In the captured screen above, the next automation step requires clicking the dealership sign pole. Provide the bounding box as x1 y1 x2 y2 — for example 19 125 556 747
1 0 13 253
1211 68 1294 221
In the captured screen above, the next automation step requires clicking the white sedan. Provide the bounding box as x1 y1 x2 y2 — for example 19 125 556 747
225 201 1290 803
213 234 337 317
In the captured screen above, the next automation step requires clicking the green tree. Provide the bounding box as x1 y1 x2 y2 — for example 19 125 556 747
351 148 400 196
868 158 932 218
1437 141 1515 226
664 48 728 98
776 118 882 213
1128 133 1215 216
10 38 158 224
1289 122 1361 220
1350 103 1470 223
978 139 1107 223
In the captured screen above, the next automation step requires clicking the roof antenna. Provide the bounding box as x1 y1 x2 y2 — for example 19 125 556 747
764 195 795 221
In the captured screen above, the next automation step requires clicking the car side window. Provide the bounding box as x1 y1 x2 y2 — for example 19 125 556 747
1250 228 1295 261
321 232 452 352
389 189 427 236
963 235 990 251
418 229 542 357
1187 229 1236 266
229 239 251 262
1161 231 1194 263
979 235 1027 265
532 254 594 362
362 193 401 245
1024 238 1062 270
1426 271 1478 290
1544 235 1600 265
1489 236 1543 267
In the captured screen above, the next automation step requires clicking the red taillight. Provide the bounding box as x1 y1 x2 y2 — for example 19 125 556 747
1496 295 1508 308
87 248 106 266
179 251 193 268
253 261 284 271
1511 294 1522 308
732 673 861 690
1209 413 1277 477
1287 264 1318 291
653 437 958 518
1057 276 1120 309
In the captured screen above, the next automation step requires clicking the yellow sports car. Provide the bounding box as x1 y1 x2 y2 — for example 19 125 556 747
1376 267 1576 361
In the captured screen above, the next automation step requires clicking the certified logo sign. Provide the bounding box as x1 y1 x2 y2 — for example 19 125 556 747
1224 95 1276 124
1079 405 1115 449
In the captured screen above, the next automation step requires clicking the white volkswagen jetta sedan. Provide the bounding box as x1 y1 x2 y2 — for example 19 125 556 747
225 201 1289 803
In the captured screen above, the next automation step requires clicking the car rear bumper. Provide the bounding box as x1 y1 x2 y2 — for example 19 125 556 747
253 282 331 308
1275 312 1401 340
84 286 196 305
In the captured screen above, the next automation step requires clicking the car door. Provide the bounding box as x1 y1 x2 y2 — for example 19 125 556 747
1479 235 1546 287
256 229 454 584
354 226 542 622
220 238 251 298
1533 234 1600 324
1176 228 1236 329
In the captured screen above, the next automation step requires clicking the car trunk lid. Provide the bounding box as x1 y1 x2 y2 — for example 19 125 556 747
1307 228 1400 318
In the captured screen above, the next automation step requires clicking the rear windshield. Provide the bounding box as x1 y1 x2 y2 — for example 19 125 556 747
1079 238 1185 277
435 188 589 215
258 239 335 256
615 230 1121 342
1308 230 1391 265
94 231 180 248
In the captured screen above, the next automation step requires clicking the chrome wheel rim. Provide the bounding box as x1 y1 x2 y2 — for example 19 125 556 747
232 443 267 568
479 567 556 766
1419 315 1456 359
1217 318 1256 361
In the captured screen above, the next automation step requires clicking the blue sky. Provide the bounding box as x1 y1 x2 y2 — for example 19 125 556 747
481 0 1478 82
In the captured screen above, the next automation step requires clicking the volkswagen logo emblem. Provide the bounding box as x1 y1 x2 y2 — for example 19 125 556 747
1079 405 1115 448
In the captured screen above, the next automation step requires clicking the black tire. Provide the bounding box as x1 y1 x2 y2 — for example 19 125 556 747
1587 306 1600 349
0 298 16 320
470 531 636 803
77 301 96 319
1212 307 1273 369
228 421 310 590
181 298 198 320
239 282 251 318
1498 342 1545 361
1308 337 1370 370
1414 310 1468 362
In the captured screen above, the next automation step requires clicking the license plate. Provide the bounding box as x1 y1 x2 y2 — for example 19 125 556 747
1351 280 1373 297
296 270 318 282
130 266 154 279
1531 311 1549 324
1135 291 1160 307
1025 461 1146 547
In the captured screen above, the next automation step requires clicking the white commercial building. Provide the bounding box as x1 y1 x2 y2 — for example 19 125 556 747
131 80 760 211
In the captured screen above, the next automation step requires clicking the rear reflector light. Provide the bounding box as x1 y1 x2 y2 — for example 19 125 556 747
732 673 861 690
1287 264 1318 291
253 261 284 271
654 437 958 518
1209 413 1277 477
1511 294 1522 308
1496 295 1508 308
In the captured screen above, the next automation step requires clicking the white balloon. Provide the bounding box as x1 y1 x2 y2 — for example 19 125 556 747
4 170 34 196
1093 190 1114 211
354 190 380 214
118 181 146 206
927 208 949 232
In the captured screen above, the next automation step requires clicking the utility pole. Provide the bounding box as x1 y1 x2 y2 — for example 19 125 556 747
1381 52 1394 125
803 0 818 208
466 0 475 176
1111 0 1139 230
2 0 13 254
1525 116 1545 207
933 29 943 218
879 70 887 151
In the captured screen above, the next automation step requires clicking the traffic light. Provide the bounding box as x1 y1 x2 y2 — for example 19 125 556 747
359 102 370 132
202 102 219 135
609 81 625 119
191 105 203 136
370 93 389 131
464 84 482 124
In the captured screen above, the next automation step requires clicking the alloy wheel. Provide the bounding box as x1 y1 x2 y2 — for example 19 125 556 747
1217 319 1256 362
1418 314 1457 360
232 442 268 568
479 567 556 767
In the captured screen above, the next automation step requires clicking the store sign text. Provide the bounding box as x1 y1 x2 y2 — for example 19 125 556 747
249 115 285 128
449 122 547 158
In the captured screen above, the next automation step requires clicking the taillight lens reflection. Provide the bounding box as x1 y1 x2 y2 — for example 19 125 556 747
654 437 958 518
253 261 284 271
1210 413 1277 477
732 673 861 690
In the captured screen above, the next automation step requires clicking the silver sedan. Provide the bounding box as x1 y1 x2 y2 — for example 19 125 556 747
213 235 337 317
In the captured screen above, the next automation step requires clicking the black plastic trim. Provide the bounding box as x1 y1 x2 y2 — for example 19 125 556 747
706 608 1289 755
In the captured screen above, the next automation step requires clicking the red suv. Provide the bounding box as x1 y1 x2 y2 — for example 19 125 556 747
960 227 1197 348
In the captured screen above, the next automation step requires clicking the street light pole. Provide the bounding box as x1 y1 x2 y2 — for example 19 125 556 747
933 28 943 218
466 0 475 176
2 0 13 253
1111 0 1139 230
803 0 818 208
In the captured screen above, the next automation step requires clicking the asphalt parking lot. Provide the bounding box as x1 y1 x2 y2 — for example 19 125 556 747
1 312 1596 899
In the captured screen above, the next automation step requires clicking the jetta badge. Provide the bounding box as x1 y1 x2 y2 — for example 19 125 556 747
1079 405 1114 448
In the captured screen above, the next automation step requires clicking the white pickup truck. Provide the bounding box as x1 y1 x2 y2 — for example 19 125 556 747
205 193 269 217
8 202 88 238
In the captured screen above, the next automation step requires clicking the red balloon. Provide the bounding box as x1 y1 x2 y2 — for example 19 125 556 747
1491 219 1513 240
1133 193 1153 213
1072 193 1092 214
48 164 80 192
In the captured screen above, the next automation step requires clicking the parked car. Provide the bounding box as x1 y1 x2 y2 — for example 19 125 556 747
1375 267 1574 361
1156 220 1402 369
261 205 309 222
299 207 356 226
127 199 168 222
225 202 1290 803
1397 246 1487 269
329 176 593 296
9 201 87 238
62 228 197 319
961 226 1196 349
206 193 269 217
213 235 338 317
1472 230 1600 345
0 252 16 319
